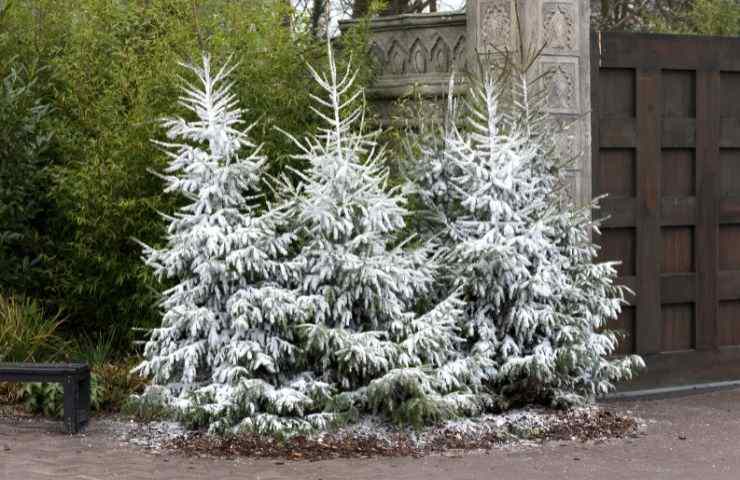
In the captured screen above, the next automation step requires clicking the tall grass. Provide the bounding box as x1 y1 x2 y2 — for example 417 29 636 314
0 293 66 362
68 329 118 367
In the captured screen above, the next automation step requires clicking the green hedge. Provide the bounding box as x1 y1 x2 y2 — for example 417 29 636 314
0 0 373 353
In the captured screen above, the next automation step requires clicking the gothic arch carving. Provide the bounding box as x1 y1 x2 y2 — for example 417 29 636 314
452 35 467 73
369 42 386 76
543 3 577 51
430 36 452 73
386 40 407 76
409 38 429 75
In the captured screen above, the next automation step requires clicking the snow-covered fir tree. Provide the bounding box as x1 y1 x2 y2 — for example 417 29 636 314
135 43 642 436
135 47 495 435
280 43 494 427
406 57 643 406
133 55 310 432
401 74 464 247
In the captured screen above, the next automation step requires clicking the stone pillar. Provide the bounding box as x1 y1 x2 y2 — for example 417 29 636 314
466 0 592 207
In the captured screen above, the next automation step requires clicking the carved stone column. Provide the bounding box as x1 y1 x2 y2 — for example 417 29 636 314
466 0 592 207
466 0 518 59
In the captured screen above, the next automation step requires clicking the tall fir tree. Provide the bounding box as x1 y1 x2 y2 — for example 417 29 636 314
406 56 643 406
281 43 489 426
136 47 494 434
134 56 310 432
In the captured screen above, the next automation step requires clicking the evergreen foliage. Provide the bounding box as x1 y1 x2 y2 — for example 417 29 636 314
136 42 644 434
405 56 644 406
136 46 494 434
0 61 54 296
281 44 487 428
133 55 309 432
0 0 375 350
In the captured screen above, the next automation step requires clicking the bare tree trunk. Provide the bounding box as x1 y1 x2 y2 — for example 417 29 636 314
310 0 326 36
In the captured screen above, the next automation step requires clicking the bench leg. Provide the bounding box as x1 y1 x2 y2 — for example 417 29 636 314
63 376 79 434
78 374 91 430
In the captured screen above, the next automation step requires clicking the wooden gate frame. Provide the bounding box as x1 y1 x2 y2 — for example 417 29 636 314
591 31 740 391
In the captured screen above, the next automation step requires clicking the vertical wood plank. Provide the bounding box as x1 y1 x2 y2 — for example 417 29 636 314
635 68 662 354
695 70 721 350
591 32 602 207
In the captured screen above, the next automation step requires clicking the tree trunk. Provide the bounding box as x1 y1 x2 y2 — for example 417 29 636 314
310 0 326 36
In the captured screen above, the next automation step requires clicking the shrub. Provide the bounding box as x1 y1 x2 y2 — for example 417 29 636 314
94 361 148 412
0 60 54 298
0 0 374 351
67 330 118 368
123 385 175 422
0 295 145 416
22 382 65 418
0 292 67 412
20 362 147 418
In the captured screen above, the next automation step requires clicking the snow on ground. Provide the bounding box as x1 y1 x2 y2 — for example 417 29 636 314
96 406 642 459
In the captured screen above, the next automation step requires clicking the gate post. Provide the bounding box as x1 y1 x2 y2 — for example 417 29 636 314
467 0 592 207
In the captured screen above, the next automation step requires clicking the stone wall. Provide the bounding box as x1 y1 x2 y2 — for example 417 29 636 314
340 0 592 205
340 12 468 121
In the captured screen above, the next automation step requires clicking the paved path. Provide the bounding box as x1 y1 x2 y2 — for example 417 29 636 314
3 388 740 479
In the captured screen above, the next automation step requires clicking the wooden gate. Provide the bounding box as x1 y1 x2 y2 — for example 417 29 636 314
592 32 740 390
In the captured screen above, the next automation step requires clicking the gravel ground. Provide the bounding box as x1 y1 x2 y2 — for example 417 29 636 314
0 404 637 459
2 388 740 479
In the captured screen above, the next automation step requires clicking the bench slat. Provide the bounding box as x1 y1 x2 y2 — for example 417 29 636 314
0 362 89 376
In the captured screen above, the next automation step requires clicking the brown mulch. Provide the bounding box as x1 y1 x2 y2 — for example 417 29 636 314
167 431 422 460
163 409 639 461
544 409 638 442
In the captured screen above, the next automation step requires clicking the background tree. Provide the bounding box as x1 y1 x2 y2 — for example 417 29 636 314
0 61 54 298
352 0 438 18
648 0 740 35
0 0 375 352
591 0 740 34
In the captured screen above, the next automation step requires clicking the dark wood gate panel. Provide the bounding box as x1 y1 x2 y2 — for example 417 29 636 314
592 32 740 390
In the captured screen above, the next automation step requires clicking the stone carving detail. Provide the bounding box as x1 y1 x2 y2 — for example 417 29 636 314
342 1 590 206
386 40 407 75
409 39 428 74
369 42 385 76
479 0 511 51
543 3 576 51
430 37 451 73
452 35 467 72
366 35 466 78
542 62 577 112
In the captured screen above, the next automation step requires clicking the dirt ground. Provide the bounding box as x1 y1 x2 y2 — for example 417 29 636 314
2 388 740 480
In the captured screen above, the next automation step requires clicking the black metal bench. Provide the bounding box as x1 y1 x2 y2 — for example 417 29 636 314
0 362 91 433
